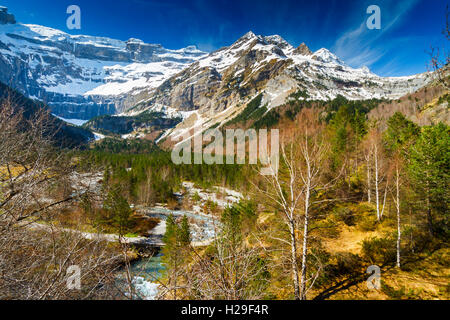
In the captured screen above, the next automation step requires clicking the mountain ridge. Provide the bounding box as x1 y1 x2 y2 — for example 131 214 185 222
122 31 431 143
0 11 433 143
0 18 207 120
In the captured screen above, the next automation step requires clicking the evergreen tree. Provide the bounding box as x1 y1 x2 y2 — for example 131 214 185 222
381 113 420 268
162 214 191 299
178 215 192 246
162 214 180 262
103 186 133 235
384 112 420 154
409 123 449 236
221 205 243 249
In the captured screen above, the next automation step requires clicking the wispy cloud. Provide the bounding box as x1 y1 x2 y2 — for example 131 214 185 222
332 0 420 70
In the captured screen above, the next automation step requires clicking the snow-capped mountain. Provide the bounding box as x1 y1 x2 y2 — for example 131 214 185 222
125 31 431 142
0 8 432 141
0 10 206 119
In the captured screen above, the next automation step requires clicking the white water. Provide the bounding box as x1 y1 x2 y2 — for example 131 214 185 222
125 207 218 300
132 277 160 300
129 253 165 300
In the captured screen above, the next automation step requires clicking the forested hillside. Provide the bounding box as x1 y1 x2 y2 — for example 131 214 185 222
0 81 93 148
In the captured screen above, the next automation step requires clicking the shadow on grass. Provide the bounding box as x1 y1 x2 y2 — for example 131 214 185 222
312 245 444 300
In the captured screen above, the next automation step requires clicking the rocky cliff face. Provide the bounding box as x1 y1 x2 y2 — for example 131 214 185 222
0 7 15 25
83 112 182 136
0 17 206 120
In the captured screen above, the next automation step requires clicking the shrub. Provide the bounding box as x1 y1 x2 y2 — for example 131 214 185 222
317 252 363 286
333 206 356 226
332 252 363 275
205 199 219 214
191 192 201 202
401 226 435 255
356 209 378 231
361 236 396 265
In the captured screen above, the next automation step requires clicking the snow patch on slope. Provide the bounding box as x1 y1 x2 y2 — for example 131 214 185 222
52 114 89 126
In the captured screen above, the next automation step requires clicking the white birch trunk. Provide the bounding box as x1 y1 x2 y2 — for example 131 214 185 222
289 221 301 300
366 154 372 203
396 166 401 268
299 166 311 300
374 145 380 221
380 181 388 219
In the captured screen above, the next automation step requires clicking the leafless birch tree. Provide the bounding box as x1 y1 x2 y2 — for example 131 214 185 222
390 155 404 268
254 108 338 300
365 129 388 221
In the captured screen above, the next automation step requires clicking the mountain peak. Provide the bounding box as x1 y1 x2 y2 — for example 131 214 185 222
312 48 345 65
360 65 371 74
229 31 260 50
263 35 292 50
126 38 144 44
293 42 312 56
241 31 257 40
183 45 200 52
0 6 16 25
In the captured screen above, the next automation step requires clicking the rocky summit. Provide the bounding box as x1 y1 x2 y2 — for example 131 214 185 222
0 7 15 25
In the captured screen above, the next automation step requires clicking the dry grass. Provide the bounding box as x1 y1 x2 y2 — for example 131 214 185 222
325 247 449 300
321 224 382 255
316 220 449 300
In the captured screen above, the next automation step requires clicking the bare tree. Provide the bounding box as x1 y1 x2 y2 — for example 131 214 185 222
254 108 338 300
392 157 403 268
184 240 267 300
138 168 156 206
0 99 122 299
365 129 388 221
363 144 373 203
256 142 303 299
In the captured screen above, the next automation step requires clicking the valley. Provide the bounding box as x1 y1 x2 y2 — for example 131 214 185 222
0 3 448 302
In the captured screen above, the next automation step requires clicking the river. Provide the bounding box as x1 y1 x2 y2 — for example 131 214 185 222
118 206 218 300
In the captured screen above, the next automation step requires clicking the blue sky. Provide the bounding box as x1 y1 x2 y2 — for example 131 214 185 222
1 0 448 76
